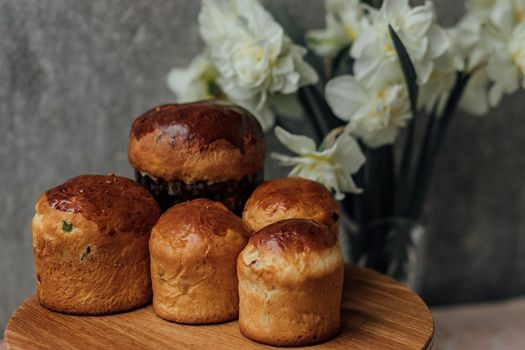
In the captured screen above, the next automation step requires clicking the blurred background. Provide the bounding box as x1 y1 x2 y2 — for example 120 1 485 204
1 0 525 348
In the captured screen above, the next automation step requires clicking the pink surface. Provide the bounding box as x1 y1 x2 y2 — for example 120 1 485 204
432 298 525 349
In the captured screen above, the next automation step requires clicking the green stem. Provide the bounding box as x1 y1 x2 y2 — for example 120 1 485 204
411 72 471 219
399 119 416 183
301 87 331 135
297 89 325 142
365 146 395 220
394 116 416 216
388 25 419 217
331 45 351 78
408 104 437 215
352 169 365 226
303 86 345 132
358 145 395 271
382 146 395 219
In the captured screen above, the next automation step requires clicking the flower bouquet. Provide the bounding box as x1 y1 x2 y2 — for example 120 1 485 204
167 0 525 285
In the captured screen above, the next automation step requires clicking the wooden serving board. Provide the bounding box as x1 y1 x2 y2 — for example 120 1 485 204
4 265 433 349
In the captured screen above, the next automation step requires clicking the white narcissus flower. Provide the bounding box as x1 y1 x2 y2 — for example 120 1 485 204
271 126 365 200
490 0 525 25
306 0 366 57
166 54 219 102
460 68 490 115
446 15 491 115
351 0 449 86
462 0 525 56
198 0 318 129
486 22 525 106
418 26 466 115
483 0 525 106
418 52 459 114
325 73 411 148
449 15 487 70
466 0 498 20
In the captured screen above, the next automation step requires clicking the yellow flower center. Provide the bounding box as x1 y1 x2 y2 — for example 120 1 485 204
343 23 357 41
239 46 266 63
201 67 217 83
234 44 275 84
512 51 524 75
383 41 396 56
305 153 333 164
369 85 407 129
513 3 524 23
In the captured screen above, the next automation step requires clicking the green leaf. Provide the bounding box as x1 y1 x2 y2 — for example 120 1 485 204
388 25 418 115
62 220 73 232
410 72 471 219
296 88 327 142
389 25 419 217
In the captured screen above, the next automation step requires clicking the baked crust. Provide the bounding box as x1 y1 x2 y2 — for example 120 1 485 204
242 177 340 235
237 219 344 346
32 174 161 314
149 199 249 324
128 101 266 183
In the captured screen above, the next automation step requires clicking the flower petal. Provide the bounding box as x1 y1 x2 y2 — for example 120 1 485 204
270 152 300 166
274 126 317 155
328 134 366 174
325 75 366 121
382 0 409 18
426 25 450 59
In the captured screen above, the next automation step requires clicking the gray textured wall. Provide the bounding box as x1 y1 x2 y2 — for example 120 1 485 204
1 0 524 332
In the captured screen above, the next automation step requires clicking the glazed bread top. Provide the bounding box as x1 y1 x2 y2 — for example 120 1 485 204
128 101 266 183
150 198 249 261
35 174 160 236
238 219 343 285
250 219 337 254
242 177 340 234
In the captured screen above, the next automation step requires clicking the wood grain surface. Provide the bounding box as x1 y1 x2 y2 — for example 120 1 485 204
4 265 433 350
